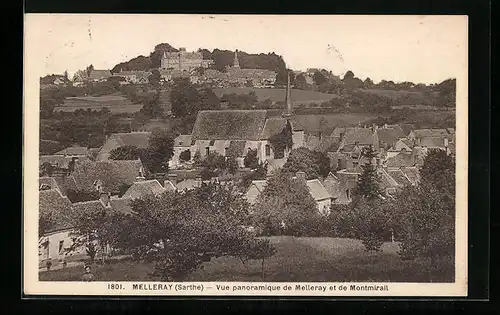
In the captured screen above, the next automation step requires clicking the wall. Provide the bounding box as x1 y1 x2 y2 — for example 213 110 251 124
39 229 86 262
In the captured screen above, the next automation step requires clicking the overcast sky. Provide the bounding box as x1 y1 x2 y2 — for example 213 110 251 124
25 14 467 84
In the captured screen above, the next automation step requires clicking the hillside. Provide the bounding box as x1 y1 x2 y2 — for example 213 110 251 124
213 87 338 104
111 43 287 82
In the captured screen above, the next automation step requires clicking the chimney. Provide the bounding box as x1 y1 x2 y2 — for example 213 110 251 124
100 192 111 208
136 166 145 181
295 171 306 182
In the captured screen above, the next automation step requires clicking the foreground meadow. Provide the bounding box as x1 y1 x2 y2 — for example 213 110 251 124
39 237 454 283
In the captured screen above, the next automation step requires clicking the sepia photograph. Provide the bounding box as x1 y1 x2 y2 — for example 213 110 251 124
23 14 468 296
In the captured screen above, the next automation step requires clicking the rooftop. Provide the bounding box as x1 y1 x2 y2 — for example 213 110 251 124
191 110 268 141
122 179 169 199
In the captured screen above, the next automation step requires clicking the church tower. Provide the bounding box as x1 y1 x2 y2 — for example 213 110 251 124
233 50 240 69
160 51 167 70
283 71 293 117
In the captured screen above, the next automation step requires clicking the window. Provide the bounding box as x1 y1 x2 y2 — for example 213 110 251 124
224 147 229 156
346 189 351 200
353 162 358 168
58 240 64 254
265 145 271 156
209 139 215 146
205 147 210 156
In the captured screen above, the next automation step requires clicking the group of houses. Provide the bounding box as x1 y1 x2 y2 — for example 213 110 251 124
38 70 455 264
54 48 277 89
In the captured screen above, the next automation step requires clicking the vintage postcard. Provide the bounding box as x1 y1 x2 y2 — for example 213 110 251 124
24 14 468 296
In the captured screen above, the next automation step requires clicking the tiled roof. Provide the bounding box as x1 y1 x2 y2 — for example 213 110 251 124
378 169 399 189
227 68 277 80
249 180 267 193
175 179 202 191
259 117 303 140
53 175 78 195
412 129 450 138
227 140 247 157
174 135 192 147
266 159 286 175
401 167 420 185
400 124 416 136
385 152 415 168
109 197 134 214
54 146 88 156
111 132 151 149
122 179 168 199
191 110 268 141
72 160 143 193
306 179 332 201
377 127 405 147
39 189 73 233
40 155 73 169
420 137 446 148
89 70 112 80
387 169 412 186
72 200 106 214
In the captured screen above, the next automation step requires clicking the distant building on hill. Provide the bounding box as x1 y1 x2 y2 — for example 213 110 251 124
160 48 212 72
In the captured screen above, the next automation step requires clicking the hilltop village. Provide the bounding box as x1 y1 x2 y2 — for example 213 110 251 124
38 44 456 282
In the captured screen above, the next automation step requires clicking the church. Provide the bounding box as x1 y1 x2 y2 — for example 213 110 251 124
186 72 304 168
160 47 212 72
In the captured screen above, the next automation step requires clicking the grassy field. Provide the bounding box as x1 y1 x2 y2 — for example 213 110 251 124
361 88 435 100
54 94 143 114
213 87 339 104
39 237 454 282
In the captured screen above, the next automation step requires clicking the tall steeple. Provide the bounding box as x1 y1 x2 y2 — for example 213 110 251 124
283 71 293 117
233 49 240 69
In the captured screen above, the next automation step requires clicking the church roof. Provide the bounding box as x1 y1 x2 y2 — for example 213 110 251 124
259 117 303 140
191 110 268 141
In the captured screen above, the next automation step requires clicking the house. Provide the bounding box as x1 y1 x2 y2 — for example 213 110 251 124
121 179 173 199
170 135 192 168
115 71 151 84
189 110 304 165
244 172 332 215
97 132 151 161
332 126 380 152
244 180 267 206
71 159 144 195
303 178 332 216
377 125 406 150
38 188 79 262
333 168 362 204
384 152 416 169
88 69 112 82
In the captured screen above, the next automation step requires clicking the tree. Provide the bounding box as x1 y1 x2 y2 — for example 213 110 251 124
86 64 94 77
109 145 143 160
148 69 162 88
140 91 164 119
313 71 327 86
364 77 374 88
253 171 320 236
392 150 455 262
294 73 309 90
243 148 259 169
351 197 391 252
354 146 383 202
67 206 125 264
268 120 293 159
343 70 355 81
282 147 331 179
114 183 273 281
143 128 174 174
179 149 191 162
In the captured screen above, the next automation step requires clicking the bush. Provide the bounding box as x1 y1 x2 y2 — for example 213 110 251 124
179 149 191 162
